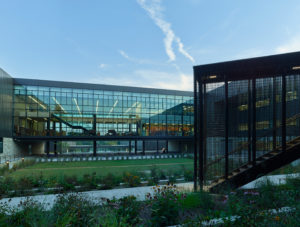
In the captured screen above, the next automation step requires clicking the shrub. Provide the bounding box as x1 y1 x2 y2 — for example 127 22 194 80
33 172 48 188
0 198 49 227
97 207 128 227
122 172 141 187
64 175 78 186
168 175 177 184
57 176 75 191
255 179 291 209
52 193 97 226
136 170 147 180
0 177 15 196
45 175 58 188
147 184 184 226
182 165 193 181
148 165 159 185
82 172 99 189
105 196 141 225
16 176 34 191
0 165 9 176
181 191 214 212
100 173 120 189
158 169 167 180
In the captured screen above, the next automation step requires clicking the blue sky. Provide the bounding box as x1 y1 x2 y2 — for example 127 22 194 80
1 0 300 91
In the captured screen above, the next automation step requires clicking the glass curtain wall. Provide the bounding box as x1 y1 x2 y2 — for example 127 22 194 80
13 85 194 138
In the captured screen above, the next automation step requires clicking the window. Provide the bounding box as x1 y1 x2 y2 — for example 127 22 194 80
256 99 270 108
238 104 248 111
256 121 269 130
238 124 248 131
238 99 270 111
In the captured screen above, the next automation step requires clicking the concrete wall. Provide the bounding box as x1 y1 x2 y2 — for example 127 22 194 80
0 138 45 158
1 138 27 158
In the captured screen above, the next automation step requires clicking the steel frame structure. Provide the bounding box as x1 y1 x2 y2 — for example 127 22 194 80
193 51 300 190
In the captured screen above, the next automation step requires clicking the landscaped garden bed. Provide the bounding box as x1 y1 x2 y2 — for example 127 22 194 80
0 158 193 198
0 178 299 226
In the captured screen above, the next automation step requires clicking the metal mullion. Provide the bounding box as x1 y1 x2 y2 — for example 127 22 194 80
282 75 286 152
273 77 277 151
248 80 251 163
193 73 198 191
225 77 229 178
252 79 256 165
198 78 204 190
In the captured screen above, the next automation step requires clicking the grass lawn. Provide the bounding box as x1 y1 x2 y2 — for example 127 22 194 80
9 158 193 179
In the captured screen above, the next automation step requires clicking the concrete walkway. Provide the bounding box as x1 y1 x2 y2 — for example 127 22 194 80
0 173 298 212
0 182 193 211
240 173 300 189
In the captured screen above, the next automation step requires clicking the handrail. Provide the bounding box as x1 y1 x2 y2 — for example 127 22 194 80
204 112 300 169
51 114 95 135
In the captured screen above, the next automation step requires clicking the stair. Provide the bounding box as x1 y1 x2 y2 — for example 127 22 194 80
208 136 300 193
51 114 95 136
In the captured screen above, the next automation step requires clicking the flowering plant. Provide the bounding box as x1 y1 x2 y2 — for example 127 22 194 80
146 184 186 226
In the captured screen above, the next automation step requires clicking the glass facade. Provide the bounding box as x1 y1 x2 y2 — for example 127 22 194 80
13 80 194 138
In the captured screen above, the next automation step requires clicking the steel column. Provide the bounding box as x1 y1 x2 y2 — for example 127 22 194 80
198 78 204 190
252 79 256 165
135 140 137 154
203 83 207 167
53 123 57 155
142 140 145 155
46 118 50 155
273 77 277 151
93 140 97 156
166 105 168 136
166 140 169 153
59 122 62 136
193 73 198 191
248 80 251 163
282 75 286 152
129 140 132 154
93 114 97 135
225 77 229 178
181 107 184 136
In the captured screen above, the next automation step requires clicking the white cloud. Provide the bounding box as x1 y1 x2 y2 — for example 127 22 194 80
119 50 131 60
137 0 194 63
275 35 300 54
98 63 107 69
119 49 167 65
156 73 192 91
88 69 193 91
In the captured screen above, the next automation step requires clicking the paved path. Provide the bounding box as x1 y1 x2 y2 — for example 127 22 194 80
0 182 194 212
1 173 299 212
240 173 300 189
